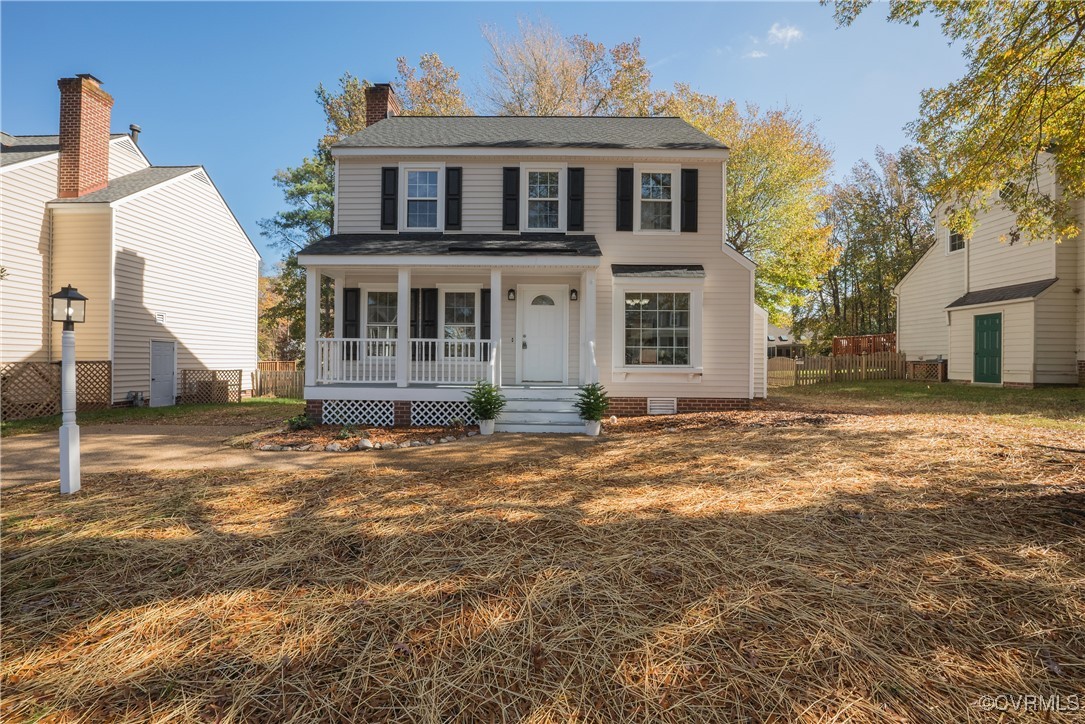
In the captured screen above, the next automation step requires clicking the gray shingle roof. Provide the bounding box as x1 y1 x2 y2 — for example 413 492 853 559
1 133 126 166
612 264 706 278
333 117 727 151
300 233 601 257
945 278 1058 309
49 166 199 204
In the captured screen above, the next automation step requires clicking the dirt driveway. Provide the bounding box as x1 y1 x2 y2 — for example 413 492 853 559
0 424 596 484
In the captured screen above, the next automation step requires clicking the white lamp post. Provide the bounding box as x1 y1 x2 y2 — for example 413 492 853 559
50 285 87 495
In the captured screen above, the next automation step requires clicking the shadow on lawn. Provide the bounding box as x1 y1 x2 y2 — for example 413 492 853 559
2 422 1083 722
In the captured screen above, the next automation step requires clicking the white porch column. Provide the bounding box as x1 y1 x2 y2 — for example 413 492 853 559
304 266 319 387
396 268 411 387
490 268 502 386
584 268 598 383
332 275 344 339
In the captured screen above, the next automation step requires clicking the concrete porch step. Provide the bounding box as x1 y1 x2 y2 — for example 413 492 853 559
499 410 582 425
503 398 579 413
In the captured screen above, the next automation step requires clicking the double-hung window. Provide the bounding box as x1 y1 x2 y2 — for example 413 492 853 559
634 164 680 233
521 165 566 231
365 290 397 357
399 163 444 231
624 292 691 365
948 230 965 253
442 290 478 358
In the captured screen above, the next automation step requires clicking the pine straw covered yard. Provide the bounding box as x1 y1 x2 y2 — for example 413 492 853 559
2 403 1084 722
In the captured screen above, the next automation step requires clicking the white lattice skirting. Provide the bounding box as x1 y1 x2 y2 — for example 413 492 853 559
322 399 395 426
412 400 477 426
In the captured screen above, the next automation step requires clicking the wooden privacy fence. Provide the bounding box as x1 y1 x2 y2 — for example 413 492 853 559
179 369 242 404
832 333 896 356
768 352 907 387
0 361 112 421
252 369 304 399
258 360 299 372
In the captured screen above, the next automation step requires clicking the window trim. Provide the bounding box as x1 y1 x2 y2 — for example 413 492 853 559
437 285 482 355
398 162 445 232
946 227 965 255
519 162 567 232
611 278 703 374
633 163 681 235
360 285 398 358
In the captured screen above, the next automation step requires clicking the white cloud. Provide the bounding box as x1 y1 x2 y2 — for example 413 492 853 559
744 50 768 59
767 23 803 48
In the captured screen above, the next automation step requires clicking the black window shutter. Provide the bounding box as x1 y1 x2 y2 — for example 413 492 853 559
480 289 492 360
681 168 698 232
502 167 519 230
445 167 462 230
343 288 361 338
567 167 585 231
616 168 634 231
380 167 397 230
421 289 439 339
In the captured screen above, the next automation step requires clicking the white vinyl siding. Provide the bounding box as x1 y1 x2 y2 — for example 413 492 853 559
895 239 966 360
948 303 1034 385
49 209 113 361
0 157 58 362
108 136 149 179
111 172 258 403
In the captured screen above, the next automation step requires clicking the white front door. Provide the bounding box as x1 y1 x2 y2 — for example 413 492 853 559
150 341 175 407
519 285 567 383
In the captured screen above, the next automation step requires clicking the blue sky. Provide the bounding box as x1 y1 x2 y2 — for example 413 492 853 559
2 2 966 264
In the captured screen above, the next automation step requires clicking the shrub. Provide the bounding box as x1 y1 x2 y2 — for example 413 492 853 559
336 425 357 440
466 381 507 421
574 383 610 422
285 414 314 431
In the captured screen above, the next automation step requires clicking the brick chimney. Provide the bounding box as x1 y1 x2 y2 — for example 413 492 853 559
57 74 113 198
365 83 401 127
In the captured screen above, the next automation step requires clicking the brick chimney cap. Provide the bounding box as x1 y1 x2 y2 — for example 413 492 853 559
75 73 104 84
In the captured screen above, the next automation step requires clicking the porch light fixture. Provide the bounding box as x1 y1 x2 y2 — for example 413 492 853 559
50 285 88 330
50 284 88 495
507 289 516 301
569 289 578 301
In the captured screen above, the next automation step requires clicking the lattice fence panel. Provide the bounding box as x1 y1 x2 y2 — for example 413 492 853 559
323 399 395 426
907 360 946 382
180 369 242 404
1 361 112 421
411 400 477 427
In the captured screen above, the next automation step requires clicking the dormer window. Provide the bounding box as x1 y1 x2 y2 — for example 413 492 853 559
520 164 566 232
399 163 444 231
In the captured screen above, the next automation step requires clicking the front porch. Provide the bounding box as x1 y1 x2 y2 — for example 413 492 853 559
303 263 599 395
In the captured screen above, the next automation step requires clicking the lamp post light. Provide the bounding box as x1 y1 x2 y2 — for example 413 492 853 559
50 285 87 494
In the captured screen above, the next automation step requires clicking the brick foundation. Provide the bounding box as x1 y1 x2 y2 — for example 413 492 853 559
608 397 751 417
393 400 411 426
305 399 323 421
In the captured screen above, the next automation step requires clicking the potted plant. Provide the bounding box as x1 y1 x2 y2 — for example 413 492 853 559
466 381 506 435
574 382 610 436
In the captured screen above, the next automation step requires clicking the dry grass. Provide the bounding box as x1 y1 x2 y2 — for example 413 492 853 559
2 407 1084 722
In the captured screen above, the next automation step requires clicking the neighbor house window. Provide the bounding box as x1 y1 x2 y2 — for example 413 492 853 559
624 292 690 365
949 230 965 252
521 165 566 231
635 165 680 232
405 169 439 229
366 291 397 356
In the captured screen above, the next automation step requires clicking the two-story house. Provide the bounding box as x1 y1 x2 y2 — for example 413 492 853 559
894 157 1085 387
298 84 766 432
1 74 260 412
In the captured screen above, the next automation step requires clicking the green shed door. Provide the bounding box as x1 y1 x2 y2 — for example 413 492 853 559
974 313 1002 384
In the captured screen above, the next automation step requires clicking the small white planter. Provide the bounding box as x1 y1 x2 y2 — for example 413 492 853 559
479 419 495 436
584 420 601 437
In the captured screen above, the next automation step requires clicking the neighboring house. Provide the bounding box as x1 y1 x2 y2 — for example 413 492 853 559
766 323 804 359
1 74 259 407
894 157 1085 386
298 84 763 432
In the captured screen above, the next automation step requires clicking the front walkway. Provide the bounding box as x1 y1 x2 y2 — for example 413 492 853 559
0 425 597 484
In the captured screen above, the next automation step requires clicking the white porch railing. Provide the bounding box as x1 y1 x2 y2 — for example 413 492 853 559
315 338 493 385
409 339 492 384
